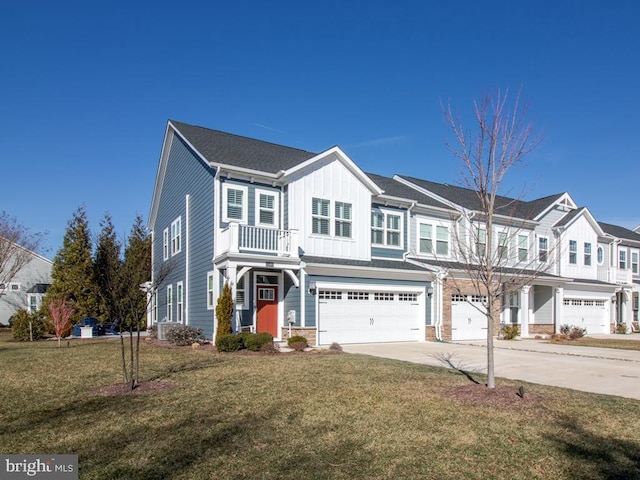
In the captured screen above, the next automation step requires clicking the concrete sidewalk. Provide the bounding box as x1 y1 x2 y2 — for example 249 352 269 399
342 339 640 400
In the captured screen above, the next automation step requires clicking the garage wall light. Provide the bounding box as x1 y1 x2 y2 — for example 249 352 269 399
308 281 317 295
427 287 434 297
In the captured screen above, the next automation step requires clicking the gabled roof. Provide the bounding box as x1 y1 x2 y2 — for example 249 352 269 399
553 207 605 236
598 222 640 244
366 173 453 210
395 175 555 220
170 120 317 173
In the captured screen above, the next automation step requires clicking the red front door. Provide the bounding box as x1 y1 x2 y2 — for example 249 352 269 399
256 286 278 337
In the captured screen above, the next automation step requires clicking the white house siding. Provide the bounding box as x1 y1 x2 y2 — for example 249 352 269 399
559 215 599 280
533 285 554 324
287 156 372 261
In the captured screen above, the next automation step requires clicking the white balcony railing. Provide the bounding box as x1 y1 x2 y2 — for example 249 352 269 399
597 266 633 284
219 223 298 258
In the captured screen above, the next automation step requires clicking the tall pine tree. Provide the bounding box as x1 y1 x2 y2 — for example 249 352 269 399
45 206 97 324
120 215 151 329
94 213 122 323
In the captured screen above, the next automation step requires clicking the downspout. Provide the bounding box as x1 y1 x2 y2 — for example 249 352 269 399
212 168 221 339
185 194 190 325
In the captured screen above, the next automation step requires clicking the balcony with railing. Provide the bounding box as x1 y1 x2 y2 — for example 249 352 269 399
219 223 299 258
597 266 633 284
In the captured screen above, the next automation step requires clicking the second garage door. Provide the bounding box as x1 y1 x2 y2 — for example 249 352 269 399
451 294 488 341
563 298 608 334
317 287 425 345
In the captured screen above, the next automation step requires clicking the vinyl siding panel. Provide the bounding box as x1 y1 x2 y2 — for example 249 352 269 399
533 285 554 324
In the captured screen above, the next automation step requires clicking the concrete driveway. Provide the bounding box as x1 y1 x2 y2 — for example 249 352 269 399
342 337 640 400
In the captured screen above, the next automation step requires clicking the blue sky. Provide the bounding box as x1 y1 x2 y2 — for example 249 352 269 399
2 1 639 257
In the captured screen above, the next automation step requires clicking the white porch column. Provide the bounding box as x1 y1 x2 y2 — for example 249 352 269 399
520 285 531 338
555 286 564 334
226 265 238 333
623 289 633 332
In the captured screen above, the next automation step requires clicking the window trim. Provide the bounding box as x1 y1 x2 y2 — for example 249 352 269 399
255 189 279 228
632 250 639 275
166 284 173 322
597 245 604 265
584 242 592 266
176 281 184 324
517 234 528 262
163 228 169 261
418 221 450 257
334 201 352 238
476 228 487 259
223 183 249 223
207 272 215 310
311 197 331 236
497 230 509 260
170 217 182 256
418 222 433 255
371 208 404 249
569 240 577 265
619 249 627 270
538 236 549 263
236 275 248 310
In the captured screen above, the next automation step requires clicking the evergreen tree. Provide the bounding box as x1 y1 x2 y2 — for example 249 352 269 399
94 213 122 323
215 282 233 342
120 215 151 329
45 206 97 324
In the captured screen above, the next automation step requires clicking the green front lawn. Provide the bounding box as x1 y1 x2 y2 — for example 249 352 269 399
1 331 639 480
551 336 640 351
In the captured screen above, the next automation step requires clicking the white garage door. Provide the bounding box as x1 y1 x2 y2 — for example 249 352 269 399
317 288 424 345
451 294 488 341
563 298 608 334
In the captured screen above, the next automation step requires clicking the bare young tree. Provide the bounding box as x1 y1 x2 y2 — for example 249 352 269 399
0 212 45 297
48 297 74 348
441 88 545 389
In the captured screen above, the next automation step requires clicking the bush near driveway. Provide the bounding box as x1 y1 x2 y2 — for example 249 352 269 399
1 329 639 480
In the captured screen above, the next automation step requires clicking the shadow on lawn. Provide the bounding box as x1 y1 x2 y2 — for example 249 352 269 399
432 352 481 385
546 416 640 479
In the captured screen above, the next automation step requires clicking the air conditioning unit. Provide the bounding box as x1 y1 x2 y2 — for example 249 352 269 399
157 322 172 341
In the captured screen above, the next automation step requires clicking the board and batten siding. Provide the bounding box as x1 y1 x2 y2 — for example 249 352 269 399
153 133 216 338
287 156 372 261
559 215 599 280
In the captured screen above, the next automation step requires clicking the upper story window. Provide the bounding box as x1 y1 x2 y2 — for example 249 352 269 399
436 226 449 256
256 190 278 227
632 251 639 275
497 231 509 260
335 202 352 238
312 198 330 235
569 240 577 264
163 228 169 260
476 228 487 258
419 223 433 254
584 242 592 266
371 209 402 248
619 249 627 270
539 237 548 263
223 184 248 223
597 246 604 265
171 217 182 255
517 234 528 262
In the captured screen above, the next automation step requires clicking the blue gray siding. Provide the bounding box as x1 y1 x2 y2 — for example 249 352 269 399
533 285 554 324
152 133 216 337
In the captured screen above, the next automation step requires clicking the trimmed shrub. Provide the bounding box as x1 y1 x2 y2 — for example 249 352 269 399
615 323 628 334
166 325 205 346
328 342 343 353
260 342 280 354
287 335 308 347
501 324 519 340
237 331 253 347
568 326 587 340
11 310 49 341
559 324 571 335
245 332 273 352
215 282 233 344
216 334 243 352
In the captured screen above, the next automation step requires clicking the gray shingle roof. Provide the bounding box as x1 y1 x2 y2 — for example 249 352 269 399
552 207 586 228
366 173 453 210
598 222 640 243
396 175 564 221
170 120 317 174
301 255 429 272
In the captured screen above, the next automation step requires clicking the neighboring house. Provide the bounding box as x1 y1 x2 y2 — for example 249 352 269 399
148 120 631 345
0 244 52 325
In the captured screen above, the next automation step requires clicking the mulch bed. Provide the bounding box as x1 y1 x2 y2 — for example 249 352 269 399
442 384 542 407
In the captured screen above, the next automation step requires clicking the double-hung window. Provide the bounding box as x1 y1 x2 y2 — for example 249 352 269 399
419 224 433 254
632 251 639 274
569 240 577 264
335 202 352 238
584 242 592 266
619 249 627 270
476 228 487 258
312 198 330 235
371 209 402 247
236 275 247 309
207 272 215 309
163 228 169 260
166 285 173 322
224 184 248 222
171 217 182 255
436 226 449 256
517 234 528 262
256 190 278 227
176 282 184 323
497 231 508 259
539 237 548 262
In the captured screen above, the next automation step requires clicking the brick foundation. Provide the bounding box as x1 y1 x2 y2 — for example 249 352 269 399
281 327 317 347
529 324 555 336
425 326 437 341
